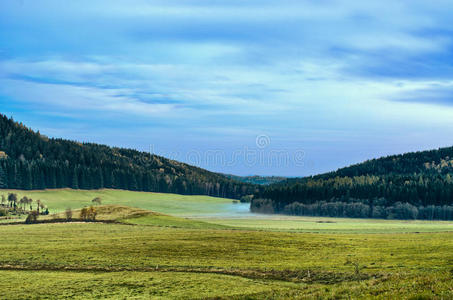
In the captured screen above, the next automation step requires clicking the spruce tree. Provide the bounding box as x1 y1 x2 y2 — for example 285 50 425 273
0 165 6 188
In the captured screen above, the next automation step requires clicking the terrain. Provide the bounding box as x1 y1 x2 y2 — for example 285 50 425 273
0 116 453 298
2 188 453 233
0 189 452 299
0 191 453 299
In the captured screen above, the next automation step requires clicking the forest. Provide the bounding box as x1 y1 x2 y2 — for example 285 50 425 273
252 148 453 220
0 114 257 198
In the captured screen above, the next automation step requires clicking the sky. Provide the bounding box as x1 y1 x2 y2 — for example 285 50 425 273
1 0 453 176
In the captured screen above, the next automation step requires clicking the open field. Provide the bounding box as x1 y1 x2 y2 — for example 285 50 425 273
2 189 453 233
0 223 452 299
196 216 453 234
0 189 235 216
1 189 453 298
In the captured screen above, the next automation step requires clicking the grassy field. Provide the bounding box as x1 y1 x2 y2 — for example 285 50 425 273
0 188 234 216
196 216 453 234
1 189 453 299
0 223 452 299
2 188 453 233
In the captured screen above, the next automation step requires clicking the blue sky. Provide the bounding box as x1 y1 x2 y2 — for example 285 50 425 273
2 0 453 176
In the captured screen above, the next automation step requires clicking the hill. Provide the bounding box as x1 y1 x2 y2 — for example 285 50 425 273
0 114 257 198
253 147 453 220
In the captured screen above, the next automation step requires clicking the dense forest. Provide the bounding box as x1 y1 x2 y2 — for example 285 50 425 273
224 175 286 185
252 148 453 220
0 114 257 198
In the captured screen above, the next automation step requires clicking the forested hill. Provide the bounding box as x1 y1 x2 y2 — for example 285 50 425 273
0 114 257 198
252 147 453 220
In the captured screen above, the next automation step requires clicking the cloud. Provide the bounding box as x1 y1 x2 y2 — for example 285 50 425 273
0 77 174 116
391 83 453 106
2 0 453 175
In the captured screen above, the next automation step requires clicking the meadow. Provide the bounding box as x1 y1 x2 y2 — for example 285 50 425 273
2 188 453 233
0 189 453 299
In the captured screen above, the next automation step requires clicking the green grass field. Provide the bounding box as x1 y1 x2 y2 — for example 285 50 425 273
1 189 453 299
196 216 453 233
0 223 452 299
2 188 453 233
0 188 234 216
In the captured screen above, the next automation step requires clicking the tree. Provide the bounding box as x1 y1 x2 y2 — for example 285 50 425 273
36 199 41 213
19 196 28 210
0 165 6 188
25 211 39 224
80 207 88 220
1 195 6 206
80 206 97 221
28 198 33 211
71 168 79 189
39 202 46 214
91 197 102 205
88 206 97 221
8 193 17 210
65 208 73 221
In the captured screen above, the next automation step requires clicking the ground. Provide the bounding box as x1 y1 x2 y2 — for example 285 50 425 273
0 189 452 299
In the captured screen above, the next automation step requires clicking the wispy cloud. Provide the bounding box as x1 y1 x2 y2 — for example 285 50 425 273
2 0 453 175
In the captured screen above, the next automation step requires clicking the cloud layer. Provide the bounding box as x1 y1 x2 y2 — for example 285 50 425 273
1 0 453 176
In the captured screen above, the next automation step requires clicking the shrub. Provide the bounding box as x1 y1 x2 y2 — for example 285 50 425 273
25 211 39 224
65 208 73 221
0 208 7 216
80 206 97 221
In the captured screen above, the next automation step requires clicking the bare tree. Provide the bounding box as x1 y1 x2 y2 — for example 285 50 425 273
36 199 41 213
20 196 28 211
92 197 102 205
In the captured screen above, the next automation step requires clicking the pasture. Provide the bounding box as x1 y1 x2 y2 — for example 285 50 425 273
2 188 453 233
0 223 452 299
0 189 453 299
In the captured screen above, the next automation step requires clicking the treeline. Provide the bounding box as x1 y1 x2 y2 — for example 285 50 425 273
0 114 257 198
251 198 453 220
252 146 453 220
224 175 286 185
257 173 453 208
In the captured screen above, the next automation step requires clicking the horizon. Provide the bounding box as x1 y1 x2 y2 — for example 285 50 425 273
2 1 453 176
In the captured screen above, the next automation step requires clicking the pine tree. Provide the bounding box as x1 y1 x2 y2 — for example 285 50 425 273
0 165 7 188
71 168 79 189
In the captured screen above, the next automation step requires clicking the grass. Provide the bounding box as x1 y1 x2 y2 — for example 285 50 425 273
1 189 453 298
0 270 299 300
121 214 230 229
196 216 453 234
0 188 234 216
0 223 452 299
34 204 232 230
2 188 453 233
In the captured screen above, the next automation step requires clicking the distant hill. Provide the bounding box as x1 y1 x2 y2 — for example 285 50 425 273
224 175 286 185
0 114 257 198
252 147 453 220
